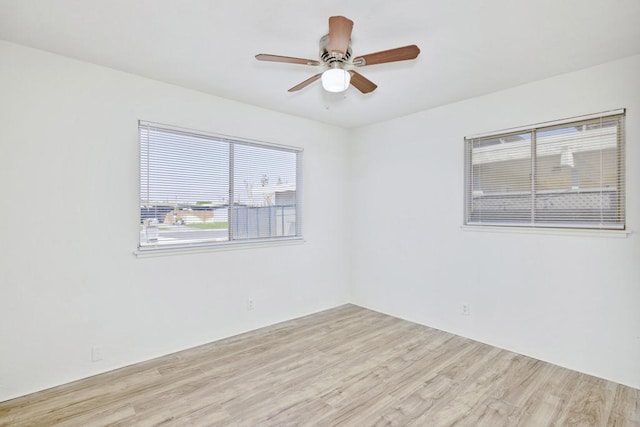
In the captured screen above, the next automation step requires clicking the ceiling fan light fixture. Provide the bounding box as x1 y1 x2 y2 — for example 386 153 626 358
255 16 420 94
321 68 351 92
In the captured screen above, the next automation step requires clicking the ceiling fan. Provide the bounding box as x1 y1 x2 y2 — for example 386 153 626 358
255 16 420 94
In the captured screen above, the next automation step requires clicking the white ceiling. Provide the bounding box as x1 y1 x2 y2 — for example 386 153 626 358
1 0 639 128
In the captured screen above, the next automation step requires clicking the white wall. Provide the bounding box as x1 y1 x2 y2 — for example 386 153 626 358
350 54 640 389
2 39 638 402
0 41 351 401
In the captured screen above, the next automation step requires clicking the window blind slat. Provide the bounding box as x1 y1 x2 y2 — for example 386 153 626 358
139 122 302 249
465 112 625 230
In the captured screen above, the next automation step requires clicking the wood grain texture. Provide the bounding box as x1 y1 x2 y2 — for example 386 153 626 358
1 304 638 426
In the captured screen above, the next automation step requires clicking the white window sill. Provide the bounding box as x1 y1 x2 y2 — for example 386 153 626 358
460 225 631 238
134 237 305 258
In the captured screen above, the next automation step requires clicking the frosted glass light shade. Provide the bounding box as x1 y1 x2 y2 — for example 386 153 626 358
321 68 351 92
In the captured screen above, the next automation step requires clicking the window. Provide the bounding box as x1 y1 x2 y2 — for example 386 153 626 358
464 110 625 230
139 121 302 250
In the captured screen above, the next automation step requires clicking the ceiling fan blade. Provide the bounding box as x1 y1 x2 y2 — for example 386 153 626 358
349 71 377 94
288 73 322 92
256 54 321 66
353 45 420 66
328 16 354 57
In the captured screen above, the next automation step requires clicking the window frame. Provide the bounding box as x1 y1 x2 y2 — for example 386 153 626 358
137 121 304 254
463 109 626 232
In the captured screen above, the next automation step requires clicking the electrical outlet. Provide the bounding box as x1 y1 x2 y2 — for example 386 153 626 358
91 345 103 362
462 304 471 316
247 298 254 311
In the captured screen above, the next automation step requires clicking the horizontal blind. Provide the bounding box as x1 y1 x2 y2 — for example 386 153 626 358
232 143 299 240
465 111 625 230
466 131 533 225
139 122 302 249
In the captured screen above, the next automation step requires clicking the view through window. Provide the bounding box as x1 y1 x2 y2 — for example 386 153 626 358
464 110 625 230
139 122 302 250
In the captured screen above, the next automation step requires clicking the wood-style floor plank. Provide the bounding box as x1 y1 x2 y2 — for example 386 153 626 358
0 304 638 426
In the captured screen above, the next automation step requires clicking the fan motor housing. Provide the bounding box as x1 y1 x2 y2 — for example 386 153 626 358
319 34 352 65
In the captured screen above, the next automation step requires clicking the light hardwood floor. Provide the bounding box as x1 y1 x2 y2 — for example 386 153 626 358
1 304 638 426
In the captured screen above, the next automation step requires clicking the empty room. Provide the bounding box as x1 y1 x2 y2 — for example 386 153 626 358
1 1 639 425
